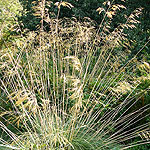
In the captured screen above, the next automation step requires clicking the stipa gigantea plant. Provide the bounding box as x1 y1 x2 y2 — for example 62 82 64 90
0 0 150 149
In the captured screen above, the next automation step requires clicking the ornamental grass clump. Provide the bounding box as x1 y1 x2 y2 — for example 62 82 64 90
0 0 150 149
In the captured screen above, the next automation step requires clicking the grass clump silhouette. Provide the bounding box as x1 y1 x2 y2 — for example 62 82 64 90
0 0 150 149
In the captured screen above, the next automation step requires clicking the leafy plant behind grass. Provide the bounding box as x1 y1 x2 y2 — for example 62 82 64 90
0 0 150 149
